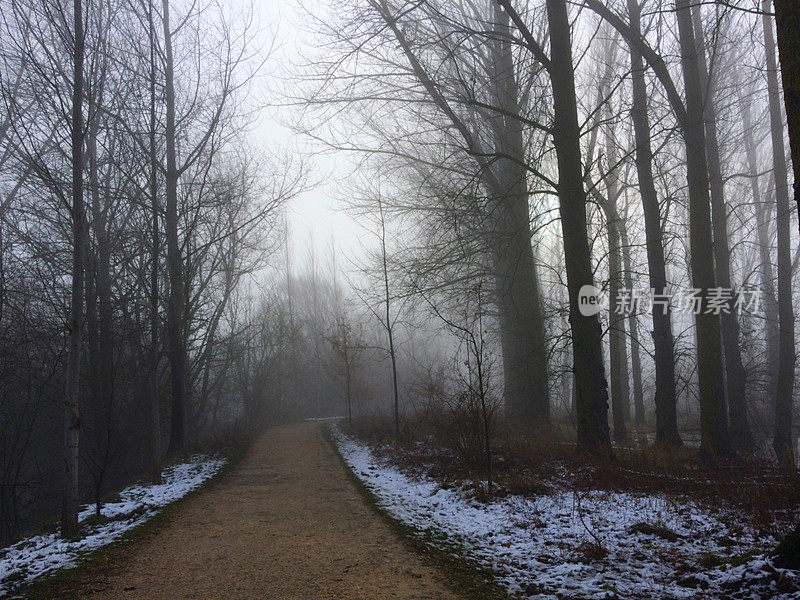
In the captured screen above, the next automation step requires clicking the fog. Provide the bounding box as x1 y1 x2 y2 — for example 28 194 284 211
1 0 800 596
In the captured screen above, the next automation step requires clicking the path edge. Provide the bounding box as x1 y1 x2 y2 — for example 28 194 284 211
15 437 255 600
322 423 515 600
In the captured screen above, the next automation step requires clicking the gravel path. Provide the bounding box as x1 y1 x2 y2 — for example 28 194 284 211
67 421 460 599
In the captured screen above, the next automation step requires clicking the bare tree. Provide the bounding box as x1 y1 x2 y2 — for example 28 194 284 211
624 0 681 445
739 87 780 427
161 0 186 459
326 312 366 426
692 4 752 450
146 0 162 483
595 35 630 442
498 0 613 456
675 0 730 461
377 192 401 441
424 280 497 495
62 0 87 539
771 0 800 231
582 0 731 459
762 0 795 468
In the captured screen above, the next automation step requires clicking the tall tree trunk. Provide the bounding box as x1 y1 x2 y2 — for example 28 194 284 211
546 0 611 457
285 217 298 416
490 3 550 430
85 241 98 440
691 6 752 451
147 0 162 483
162 0 188 460
561 366 572 415
378 0 552 432
601 103 630 441
87 93 114 504
772 0 800 233
625 0 681 446
740 92 779 430
619 217 645 426
377 195 400 442
605 197 629 442
763 0 796 469
345 358 352 425
62 0 86 539
585 0 729 457
676 0 730 461
197 258 235 420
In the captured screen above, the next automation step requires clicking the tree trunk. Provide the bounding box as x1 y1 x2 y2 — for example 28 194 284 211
345 361 352 426
147 0 163 483
546 0 611 457
676 0 730 461
377 195 400 442
625 0 681 446
197 261 235 423
62 0 85 539
85 236 98 445
619 218 645 426
691 5 752 451
772 0 800 234
162 0 188 460
87 92 115 503
285 216 298 417
375 0 551 432
763 0 796 469
740 93 779 429
601 106 629 441
490 3 550 430
606 199 629 442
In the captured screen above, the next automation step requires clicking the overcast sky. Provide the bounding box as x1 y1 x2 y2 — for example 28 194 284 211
245 0 370 272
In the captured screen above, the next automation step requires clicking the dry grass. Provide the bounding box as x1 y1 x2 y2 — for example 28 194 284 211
627 521 681 542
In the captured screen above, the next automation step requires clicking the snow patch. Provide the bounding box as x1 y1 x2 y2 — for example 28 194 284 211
332 427 797 599
0 455 225 596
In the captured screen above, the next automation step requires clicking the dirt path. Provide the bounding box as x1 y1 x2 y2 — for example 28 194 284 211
68 422 461 599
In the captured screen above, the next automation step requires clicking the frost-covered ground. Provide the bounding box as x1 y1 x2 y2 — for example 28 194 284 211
333 428 798 600
0 455 225 596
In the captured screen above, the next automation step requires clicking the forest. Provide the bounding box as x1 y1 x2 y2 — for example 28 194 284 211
1 0 799 598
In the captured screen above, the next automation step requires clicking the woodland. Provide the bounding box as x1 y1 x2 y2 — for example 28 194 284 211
1 0 800 597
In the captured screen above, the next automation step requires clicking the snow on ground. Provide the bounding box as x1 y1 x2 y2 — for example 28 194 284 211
0 455 225 596
333 427 798 600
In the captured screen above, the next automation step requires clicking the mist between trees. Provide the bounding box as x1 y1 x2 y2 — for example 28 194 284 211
1 0 799 551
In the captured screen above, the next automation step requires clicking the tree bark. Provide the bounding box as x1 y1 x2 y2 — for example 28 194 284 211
490 3 550 430
585 0 734 457
375 0 551 434
605 196 629 442
87 87 115 504
772 0 800 234
147 0 163 483
62 0 86 539
378 196 401 443
625 0 681 445
763 0 796 469
619 217 645 426
740 92 780 430
546 0 611 457
676 0 730 461
600 93 629 441
691 5 752 451
162 0 188 460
